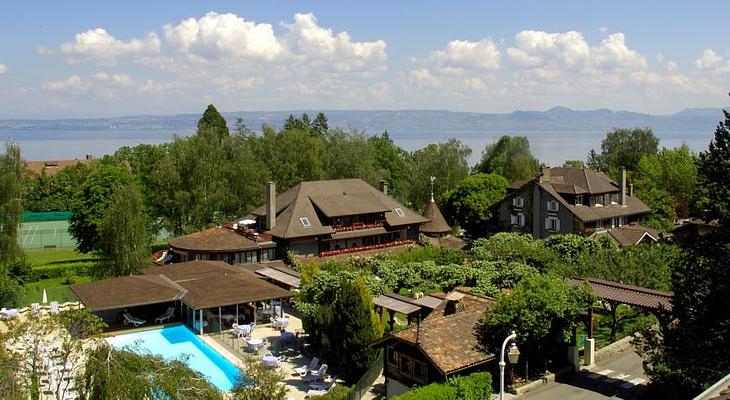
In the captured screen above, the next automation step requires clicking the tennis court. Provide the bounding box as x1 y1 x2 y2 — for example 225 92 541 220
18 220 77 249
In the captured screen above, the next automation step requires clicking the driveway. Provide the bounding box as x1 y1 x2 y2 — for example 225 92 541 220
521 347 648 400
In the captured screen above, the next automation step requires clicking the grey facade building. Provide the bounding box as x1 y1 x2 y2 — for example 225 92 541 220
496 166 658 245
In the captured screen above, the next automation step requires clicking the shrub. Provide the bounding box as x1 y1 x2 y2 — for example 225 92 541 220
394 372 493 400
309 384 350 399
26 262 92 282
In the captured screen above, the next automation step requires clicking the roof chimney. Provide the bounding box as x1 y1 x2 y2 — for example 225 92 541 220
266 182 276 230
619 167 627 206
379 180 389 196
538 164 551 183
629 183 634 197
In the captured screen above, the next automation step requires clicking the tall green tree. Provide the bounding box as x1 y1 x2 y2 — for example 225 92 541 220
590 127 659 173
635 110 730 398
634 145 698 222
296 272 384 383
0 141 23 266
68 164 134 253
368 131 409 201
197 104 230 143
406 139 471 210
442 173 508 235
477 273 594 380
324 129 380 184
0 141 24 308
474 135 539 182
95 184 150 278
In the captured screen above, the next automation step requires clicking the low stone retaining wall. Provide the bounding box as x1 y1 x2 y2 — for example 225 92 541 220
513 365 574 396
594 334 635 364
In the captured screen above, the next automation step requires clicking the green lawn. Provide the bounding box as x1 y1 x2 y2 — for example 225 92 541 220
25 247 94 266
577 307 657 349
20 275 91 306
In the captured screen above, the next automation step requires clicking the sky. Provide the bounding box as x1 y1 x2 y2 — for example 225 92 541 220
1 1 729 118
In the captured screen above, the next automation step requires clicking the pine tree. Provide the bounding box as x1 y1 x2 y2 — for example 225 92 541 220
0 141 23 266
698 110 730 225
197 104 230 142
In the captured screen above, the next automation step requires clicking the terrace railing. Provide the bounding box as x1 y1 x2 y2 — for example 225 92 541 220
349 349 384 400
319 240 415 257
331 220 385 232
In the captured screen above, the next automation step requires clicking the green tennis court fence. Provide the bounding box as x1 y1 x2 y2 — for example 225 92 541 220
22 211 72 222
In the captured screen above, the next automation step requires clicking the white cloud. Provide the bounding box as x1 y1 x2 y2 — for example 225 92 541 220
405 68 441 88
111 74 134 86
163 12 282 61
695 49 723 70
507 30 590 68
0 64 6 74
592 33 646 71
429 38 501 71
283 13 387 73
91 72 109 81
44 75 85 92
59 28 160 65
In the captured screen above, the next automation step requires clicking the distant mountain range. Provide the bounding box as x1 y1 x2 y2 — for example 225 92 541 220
0 107 723 133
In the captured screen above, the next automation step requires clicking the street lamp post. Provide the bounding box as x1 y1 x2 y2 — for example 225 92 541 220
499 331 520 400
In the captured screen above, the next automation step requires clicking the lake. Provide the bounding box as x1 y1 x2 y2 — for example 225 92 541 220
0 128 713 166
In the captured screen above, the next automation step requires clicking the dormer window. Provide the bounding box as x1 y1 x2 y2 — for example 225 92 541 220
299 217 311 228
547 200 559 212
394 208 405 217
512 196 524 208
575 195 583 205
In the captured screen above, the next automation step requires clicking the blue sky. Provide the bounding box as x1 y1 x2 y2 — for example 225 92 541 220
1 1 729 118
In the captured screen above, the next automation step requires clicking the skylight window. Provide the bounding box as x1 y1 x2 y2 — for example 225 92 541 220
300 217 311 228
394 208 405 217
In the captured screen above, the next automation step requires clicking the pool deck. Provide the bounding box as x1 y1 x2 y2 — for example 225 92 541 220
203 313 335 400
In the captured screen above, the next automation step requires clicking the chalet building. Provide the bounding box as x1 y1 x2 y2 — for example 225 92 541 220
496 166 657 246
168 226 276 264
245 179 428 258
373 289 495 397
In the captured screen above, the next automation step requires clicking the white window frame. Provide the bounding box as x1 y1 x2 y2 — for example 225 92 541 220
511 212 525 227
611 217 619 228
394 208 406 217
545 216 560 232
512 196 524 208
575 195 583 206
299 217 312 228
547 200 559 212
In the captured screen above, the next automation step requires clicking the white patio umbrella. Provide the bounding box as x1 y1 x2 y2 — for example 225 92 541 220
42 289 48 304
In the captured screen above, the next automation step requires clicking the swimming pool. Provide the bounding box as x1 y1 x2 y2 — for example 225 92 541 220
106 325 240 391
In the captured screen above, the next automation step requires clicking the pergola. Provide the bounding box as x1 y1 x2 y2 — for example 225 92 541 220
71 260 294 334
374 293 429 331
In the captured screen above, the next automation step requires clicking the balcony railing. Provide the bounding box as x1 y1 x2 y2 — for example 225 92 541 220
319 239 415 257
331 220 385 232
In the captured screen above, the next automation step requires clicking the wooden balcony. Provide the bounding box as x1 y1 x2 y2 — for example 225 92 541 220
319 239 416 257
331 220 385 232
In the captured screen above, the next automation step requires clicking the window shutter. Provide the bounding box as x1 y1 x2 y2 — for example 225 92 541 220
556 219 561 231
511 214 517 225
545 218 550 230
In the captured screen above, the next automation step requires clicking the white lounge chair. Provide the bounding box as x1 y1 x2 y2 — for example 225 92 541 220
155 306 175 323
295 357 319 376
123 312 146 327
31 303 40 315
305 381 336 399
0 308 20 319
49 301 60 315
302 364 328 382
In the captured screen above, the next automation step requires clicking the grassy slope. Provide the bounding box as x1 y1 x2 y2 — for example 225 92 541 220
20 248 94 306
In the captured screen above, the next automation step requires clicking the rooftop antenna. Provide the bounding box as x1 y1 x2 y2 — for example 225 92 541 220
430 176 436 203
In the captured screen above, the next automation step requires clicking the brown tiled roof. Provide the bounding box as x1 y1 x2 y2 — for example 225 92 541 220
392 308 494 375
169 227 263 253
548 167 617 194
249 179 427 239
420 200 452 234
255 267 301 288
24 158 92 176
593 224 659 246
378 291 495 375
569 277 673 311
70 275 183 311
538 182 651 222
72 260 293 311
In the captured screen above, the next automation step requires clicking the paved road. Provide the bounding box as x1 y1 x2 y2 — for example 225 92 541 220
521 348 648 400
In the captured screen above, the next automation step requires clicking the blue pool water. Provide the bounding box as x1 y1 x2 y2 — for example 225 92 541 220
106 325 240 391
